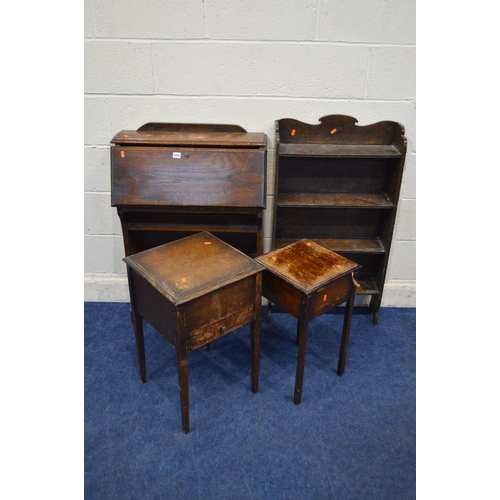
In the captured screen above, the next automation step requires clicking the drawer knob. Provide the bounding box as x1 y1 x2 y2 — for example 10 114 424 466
220 325 227 333
184 153 190 158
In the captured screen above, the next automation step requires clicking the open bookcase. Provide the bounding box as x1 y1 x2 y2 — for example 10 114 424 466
272 115 407 324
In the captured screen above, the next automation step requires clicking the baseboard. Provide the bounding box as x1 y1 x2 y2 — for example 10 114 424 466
380 281 416 307
84 273 416 307
84 274 130 302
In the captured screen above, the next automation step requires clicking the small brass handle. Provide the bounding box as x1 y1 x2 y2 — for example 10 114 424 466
220 326 227 333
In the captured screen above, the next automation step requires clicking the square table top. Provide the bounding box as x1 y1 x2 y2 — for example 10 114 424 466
256 239 360 294
123 232 263 305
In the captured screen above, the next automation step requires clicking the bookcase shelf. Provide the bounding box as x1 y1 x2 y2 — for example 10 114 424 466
277 193 394 208
274 238 387 254
278 143 402 158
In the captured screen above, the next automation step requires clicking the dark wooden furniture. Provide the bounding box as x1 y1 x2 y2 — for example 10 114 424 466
272 115 406 324
123 232 263 434
256 239 361 405
111 122 267 258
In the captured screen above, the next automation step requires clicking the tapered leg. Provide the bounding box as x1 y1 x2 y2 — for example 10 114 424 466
251 273 262 393
250 319 261 393
369 295 380 326
176 348 190 434
294 317 309 405
131 309 147 383
337 292 355 377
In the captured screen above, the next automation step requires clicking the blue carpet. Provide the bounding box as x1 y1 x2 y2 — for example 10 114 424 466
85 303 415 499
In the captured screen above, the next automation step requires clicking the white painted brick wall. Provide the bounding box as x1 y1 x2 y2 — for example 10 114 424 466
207 1 318 40
317 0 416 43
84 0 416 305
153 42 262 95
260 44 369 98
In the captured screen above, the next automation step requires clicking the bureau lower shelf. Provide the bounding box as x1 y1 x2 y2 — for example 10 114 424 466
126 223 259 233
117 207 263 258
